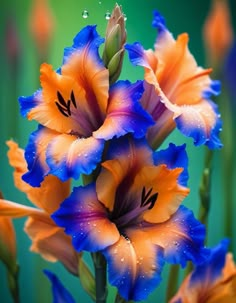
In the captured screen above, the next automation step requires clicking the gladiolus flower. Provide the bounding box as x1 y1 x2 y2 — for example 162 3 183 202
203 0 233 67
126 11 222 149
19 25 154 186
52 137 208 301
29 0 54 59
170 239 236 303
0 140 79 275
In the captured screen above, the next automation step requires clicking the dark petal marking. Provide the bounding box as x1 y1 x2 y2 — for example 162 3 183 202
140 186 158 209
70 91 77 108
67 100 71 116
57 91 67 107
55 102 69 117
145 192 158 210
141 187 153 207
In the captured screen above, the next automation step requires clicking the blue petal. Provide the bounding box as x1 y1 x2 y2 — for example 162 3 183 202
164 206 209 268
63 25 104 67
190 239 229 287
18 89 41 118
22 125 49 187
175 100 223 149
103 243 164 301
125 42 150 68
202 80 221 99
107 80 154 139
52 183 119 252
154 143 189 186
104 136 153 165
152 10 167 34
46 136 105 181
44 270 76 303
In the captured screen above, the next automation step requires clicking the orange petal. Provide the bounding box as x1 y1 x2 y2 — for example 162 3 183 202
0 199 44 218
7 140 71 213
132 165 189 223
0 217 16 265
25 217 79 275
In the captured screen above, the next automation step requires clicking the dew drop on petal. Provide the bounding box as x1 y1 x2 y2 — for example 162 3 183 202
123 13 127 21
105 11 111 20
82 9 89 19
121 257 124 262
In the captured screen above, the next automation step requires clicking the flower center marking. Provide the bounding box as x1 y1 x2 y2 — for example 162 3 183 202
140 186 158 210
55 90 77 117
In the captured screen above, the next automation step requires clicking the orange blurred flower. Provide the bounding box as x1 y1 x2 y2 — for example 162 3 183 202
203 0 233 66
29 0 54 59
0 211 16 270
0 140 79 275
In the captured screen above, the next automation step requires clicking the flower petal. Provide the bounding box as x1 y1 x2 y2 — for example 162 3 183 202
7 140 71 213
154 143 189 186
0 199 44 218
0 217 16 265
52 183 120 252
94 80 154 140
46 134 104 181
96 137 153 211
146 206 209 267
31 63 99 136
22 126 58 187
190 239 229 286
44 270 76 303
62 25 109 119
175 99 222 149
126 11 222 149
132 165 189 223
103 230 164 301
170 239 236 303
25 217 78 275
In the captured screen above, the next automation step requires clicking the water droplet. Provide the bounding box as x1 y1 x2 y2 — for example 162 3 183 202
123 13 127 21
98 0 102 4
105 11 111 20
82 9 89 19
93 223 97 227
121 257 124 262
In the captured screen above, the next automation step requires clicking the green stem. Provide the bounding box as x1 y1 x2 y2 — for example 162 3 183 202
220 86 234 249
114 292 133 303
7 264 20 303
198 148 213 235
92 252 107 303
166 264 179 302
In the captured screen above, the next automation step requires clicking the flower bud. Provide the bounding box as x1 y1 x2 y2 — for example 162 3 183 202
203 0 233 67
103 4 127 83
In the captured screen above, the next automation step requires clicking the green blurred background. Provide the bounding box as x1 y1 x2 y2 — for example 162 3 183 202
0 0 235 302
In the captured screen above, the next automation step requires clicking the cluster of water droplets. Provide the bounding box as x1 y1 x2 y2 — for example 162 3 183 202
82 2 127 20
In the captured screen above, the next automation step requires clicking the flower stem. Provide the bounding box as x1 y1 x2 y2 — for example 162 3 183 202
7 263 20 303
198 148 213 234
166 264 179 302
114 292 133 303
92 252 107 303
220 85 234 249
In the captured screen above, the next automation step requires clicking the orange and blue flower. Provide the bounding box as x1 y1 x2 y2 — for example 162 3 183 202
125 11 222 149
170 239 236 303
52 137 208 301
19 25 154 186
